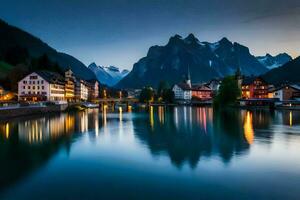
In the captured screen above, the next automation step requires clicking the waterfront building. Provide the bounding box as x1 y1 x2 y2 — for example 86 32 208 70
18 71 65 102
206 79 221 96
271 84 300 101
241 77 269 99
172 83 192 102
172 68 192 102
126 89 142 99
65 69 76 102
191 84 212 100
87 80 99 101
75 79 89 101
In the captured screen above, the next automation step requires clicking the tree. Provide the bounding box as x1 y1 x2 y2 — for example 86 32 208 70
213 76 241 108
157 81 174 103
162 89 175 103
157 81 169 97
4 46 29 66
139 87 155 103
5 64 29 92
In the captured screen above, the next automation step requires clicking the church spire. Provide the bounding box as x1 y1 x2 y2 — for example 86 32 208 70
186 65 191 87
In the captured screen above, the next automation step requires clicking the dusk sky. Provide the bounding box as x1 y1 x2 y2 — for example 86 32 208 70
0 0 299 70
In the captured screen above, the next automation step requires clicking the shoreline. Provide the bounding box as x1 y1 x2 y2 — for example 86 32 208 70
1 103 300 121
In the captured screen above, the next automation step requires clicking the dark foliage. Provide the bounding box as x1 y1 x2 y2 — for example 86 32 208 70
213 76 241 108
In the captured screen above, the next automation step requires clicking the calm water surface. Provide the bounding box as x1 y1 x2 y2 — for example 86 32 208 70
0 107 300 199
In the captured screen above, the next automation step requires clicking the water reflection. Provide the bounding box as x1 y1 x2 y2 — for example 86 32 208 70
0 107 300 196
244 111 254 144
133 107 250 168
0 109 100 192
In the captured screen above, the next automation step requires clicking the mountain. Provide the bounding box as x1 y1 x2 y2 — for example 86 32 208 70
263 56 300 85
257 53 292 70
0 19 95 80
88 63 129 86
117 34 268 89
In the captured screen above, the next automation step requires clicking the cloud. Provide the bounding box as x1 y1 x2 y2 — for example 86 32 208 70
242 5 300 24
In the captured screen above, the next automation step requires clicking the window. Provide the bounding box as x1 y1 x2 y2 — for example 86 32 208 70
23 81 26 84
37 81 39 84
42 86 44 90
23 86 25 89
33 81 35 84
28 86 30 89
28 91 31 94
41 80 44 84
29 81 31 84
33 86 35 89
38 86 40 89
30 75 38 79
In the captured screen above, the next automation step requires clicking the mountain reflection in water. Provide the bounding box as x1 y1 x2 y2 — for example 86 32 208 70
0 107 300 198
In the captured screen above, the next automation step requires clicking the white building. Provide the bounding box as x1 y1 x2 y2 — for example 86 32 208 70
172 68 192 102
18 71 65 102
172 83 192 102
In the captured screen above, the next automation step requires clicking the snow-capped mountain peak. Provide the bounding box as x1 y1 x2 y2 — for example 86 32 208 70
257 53 292 70
88 63 129 86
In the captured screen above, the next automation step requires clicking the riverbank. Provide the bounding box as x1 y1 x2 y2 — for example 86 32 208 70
0 104 68 120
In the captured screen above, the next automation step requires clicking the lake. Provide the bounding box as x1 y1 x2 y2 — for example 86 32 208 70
0 106 300 199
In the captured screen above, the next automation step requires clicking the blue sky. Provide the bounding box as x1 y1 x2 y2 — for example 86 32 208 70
0 0 299 70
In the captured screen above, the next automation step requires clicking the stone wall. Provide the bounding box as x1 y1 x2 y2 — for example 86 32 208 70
0 104 68 119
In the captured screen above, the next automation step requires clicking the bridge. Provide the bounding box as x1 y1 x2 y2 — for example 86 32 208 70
96 98 139 111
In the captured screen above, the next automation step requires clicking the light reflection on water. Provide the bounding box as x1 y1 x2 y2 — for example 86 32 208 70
0 107 300 199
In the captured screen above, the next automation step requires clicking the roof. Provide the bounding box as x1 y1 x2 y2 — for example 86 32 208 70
35 71 65 85
242 76 268 85
192 84 211 91
174 83 191 90
272 84 300 92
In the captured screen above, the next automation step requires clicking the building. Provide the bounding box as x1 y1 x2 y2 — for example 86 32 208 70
241 77 269 99
87 80 99 101
271 84 300 101
75 79 89 101
18 71 65 102
172 67 193 102
172 83 192 102
206 79 221 96
65 69 76 102
191 84 212 100
126 89 142 99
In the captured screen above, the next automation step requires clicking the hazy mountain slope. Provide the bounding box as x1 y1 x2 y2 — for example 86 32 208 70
0 19 95 80
263 56 300 85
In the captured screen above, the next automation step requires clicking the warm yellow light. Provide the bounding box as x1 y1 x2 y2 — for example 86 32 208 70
5 123 9 139
149 106 154 129
128 105 132 112
158 106 165 124
103 105 107 126
244 111 254 145
290 111 293 126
